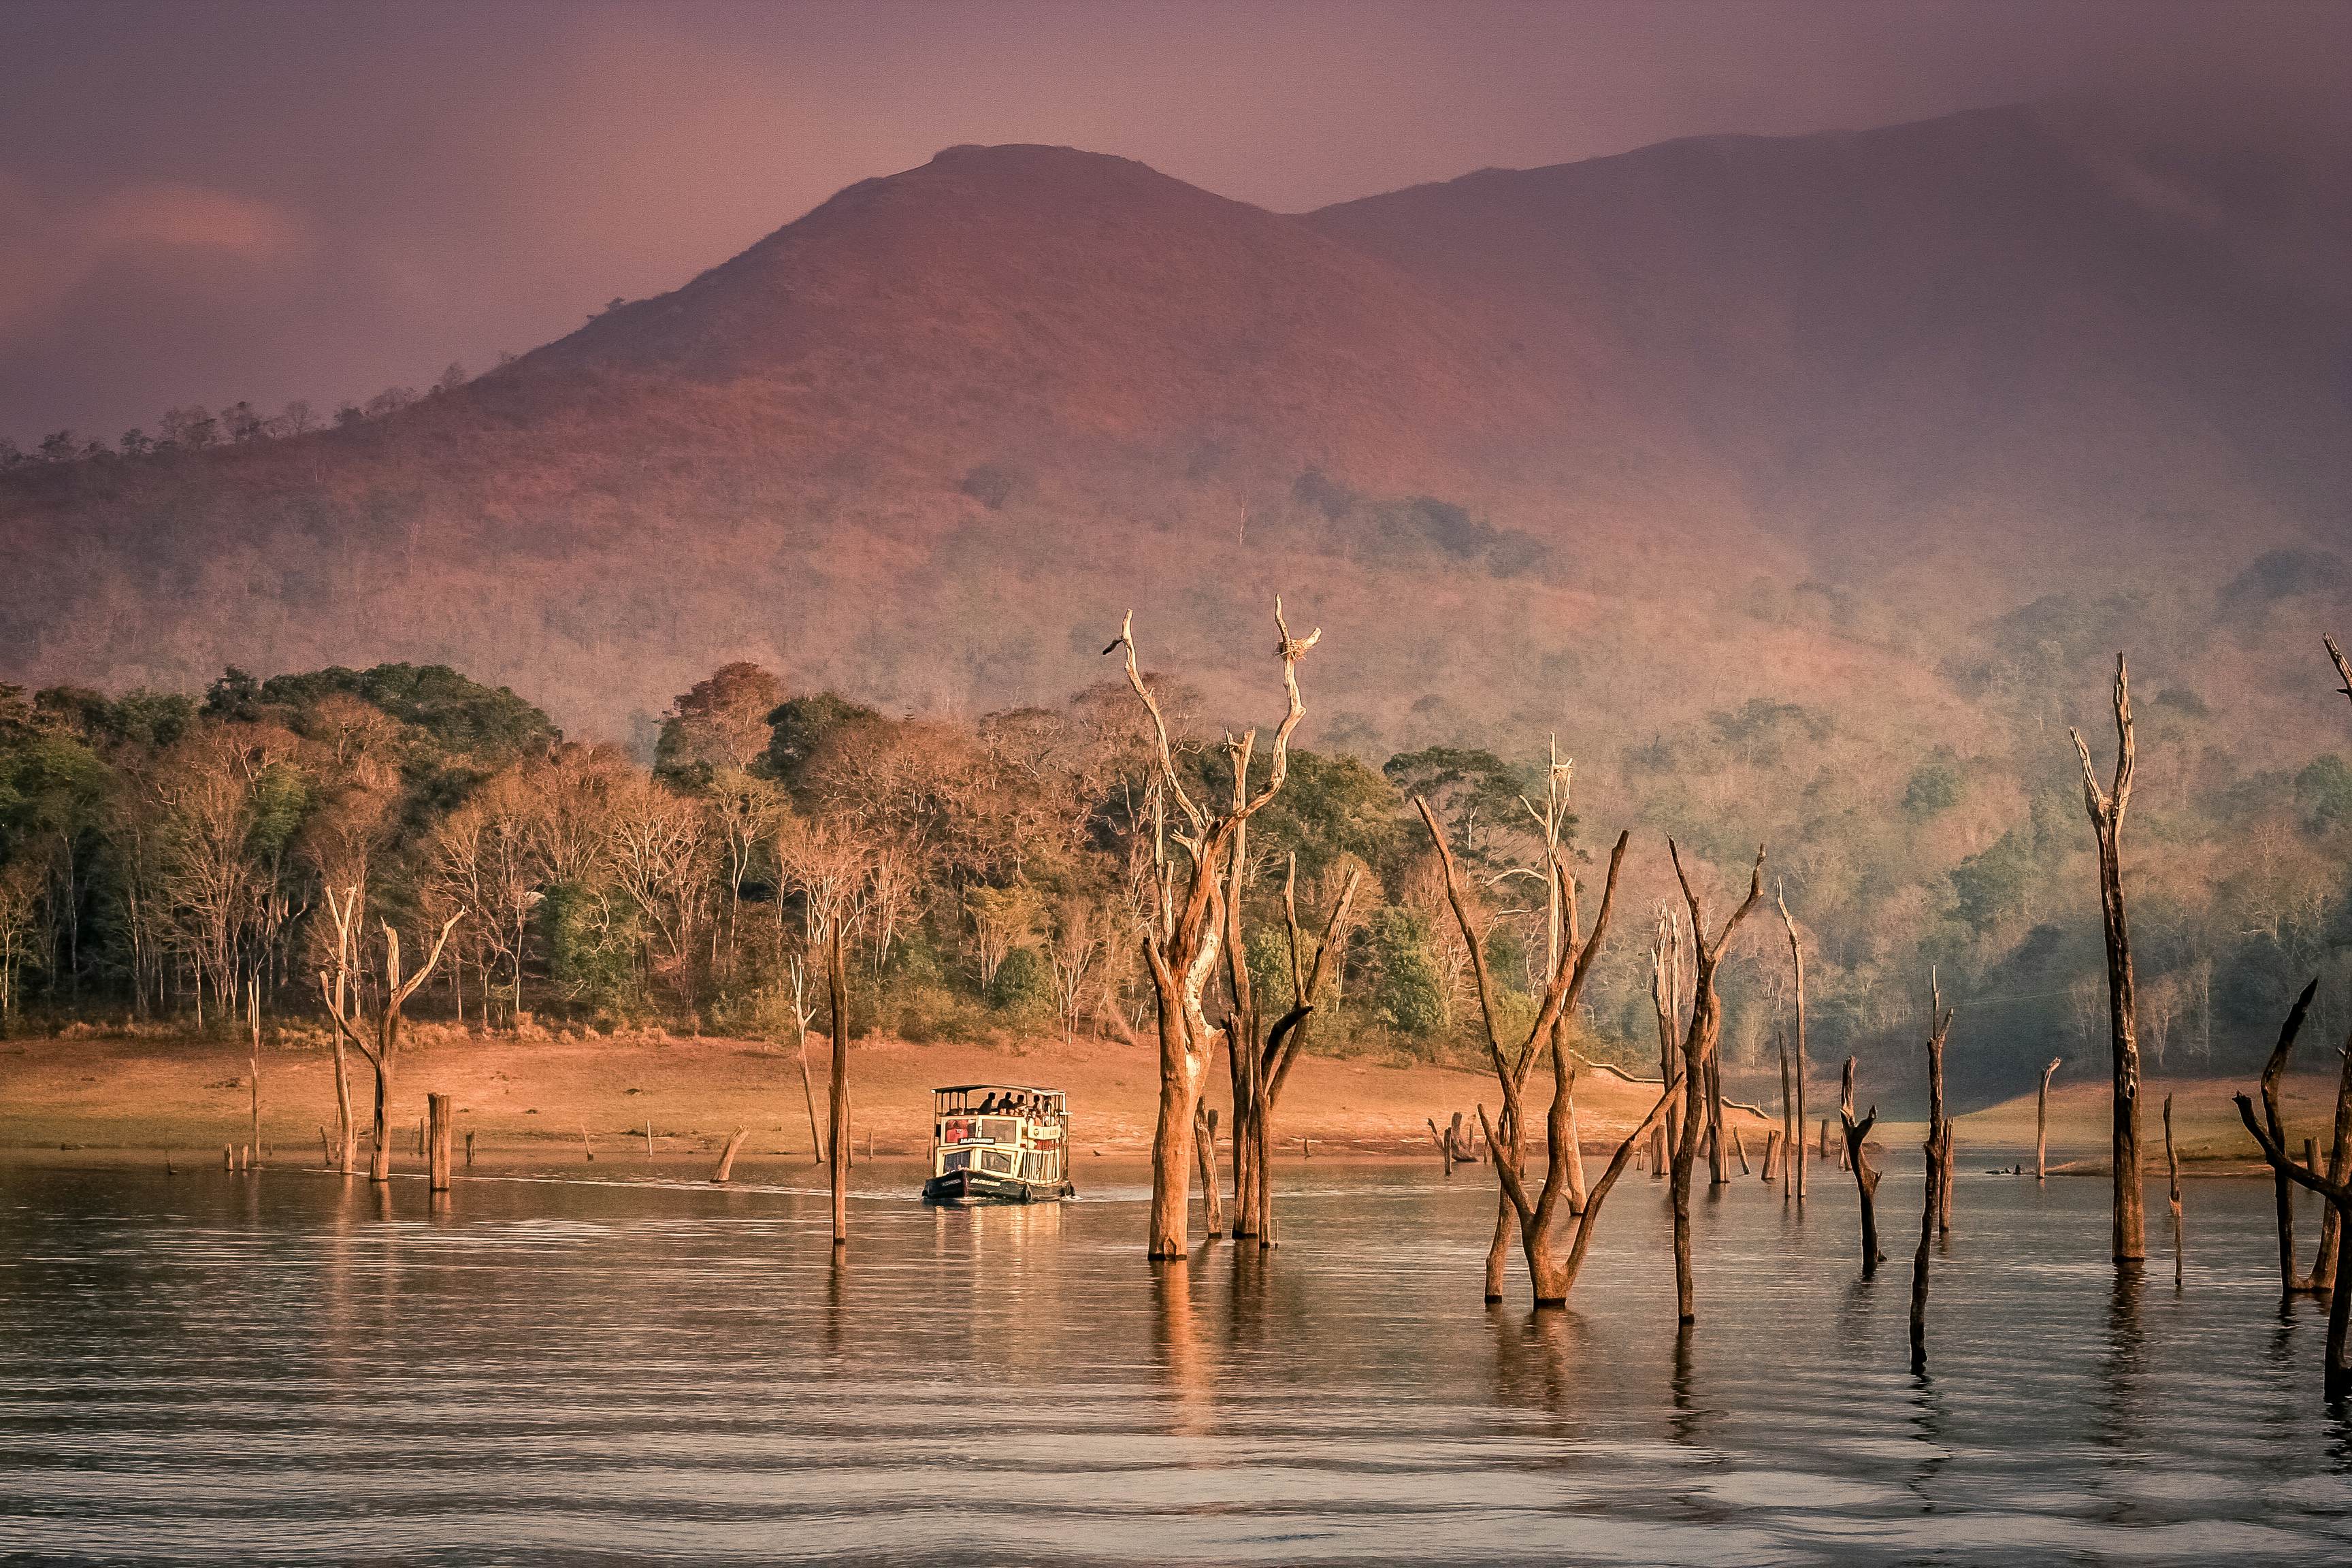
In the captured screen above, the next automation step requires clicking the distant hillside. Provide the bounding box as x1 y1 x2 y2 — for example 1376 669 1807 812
3 101 2343 755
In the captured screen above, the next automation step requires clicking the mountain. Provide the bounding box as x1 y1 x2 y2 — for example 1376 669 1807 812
1 101 2345 763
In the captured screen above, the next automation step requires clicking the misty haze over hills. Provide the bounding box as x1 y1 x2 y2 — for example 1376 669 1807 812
4 97 2351 1090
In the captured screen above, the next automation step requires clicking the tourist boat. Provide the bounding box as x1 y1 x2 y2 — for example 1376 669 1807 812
921 1084 1076 1205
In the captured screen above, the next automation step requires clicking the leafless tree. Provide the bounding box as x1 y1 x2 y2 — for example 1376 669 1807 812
1109 601 1317 1260
1666 840 1769 1323
2069 654 2143 1265
1910 975 1955 1373
1841 1055 1883 1276
2235 979 2352 1401
316 886 461 1183
1420 802 1667 1305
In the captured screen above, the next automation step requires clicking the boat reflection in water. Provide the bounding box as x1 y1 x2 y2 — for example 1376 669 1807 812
921 1083 1076 1205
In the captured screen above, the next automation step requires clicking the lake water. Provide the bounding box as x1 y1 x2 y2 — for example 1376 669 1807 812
5 1150 2352 1565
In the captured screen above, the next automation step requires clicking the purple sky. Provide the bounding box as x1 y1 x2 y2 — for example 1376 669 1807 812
3 0 2345 445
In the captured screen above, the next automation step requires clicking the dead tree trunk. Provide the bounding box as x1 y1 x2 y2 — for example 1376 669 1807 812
1420 802 1650 1305
1841 1055 1882 1277
1910 980 1955 1373
2070 654 2143 1264
710 1128 749 1183
2315 1027 2352 1292
1732 1125 1750 1176
2235 991 2352 1403
828 918 849 1248
1706 1055 1728 1188
1252 855 1356 1248
1667 840 1769 1324
248 975 263 1164
1194 1103 1224 1237
2036 1058 2060 1181
2262 980 2321 1295
427 1092 452 1192
2163 1095 2183 1289
1776 889 1808 1203
317 887 460 1186
1111 602 1317 1260
1778 1034 1794 1199
1763 1128 1782 1182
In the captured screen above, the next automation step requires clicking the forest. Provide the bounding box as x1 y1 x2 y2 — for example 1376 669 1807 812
3 629 2349 1113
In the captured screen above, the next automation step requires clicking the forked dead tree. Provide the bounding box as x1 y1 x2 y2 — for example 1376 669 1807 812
1910 977 1955 1373
1231 853 1358 1247
316 885 461 1183
1420 803 1665 1305
2070 654 2143 1264
2258 980 2321 1296
2036 1058 2061 1181
1776 886 1809 1203
1666 840 1769 1323
1110 602 1317 1260
1840 1055 1882 1277
2235 986 2352 1402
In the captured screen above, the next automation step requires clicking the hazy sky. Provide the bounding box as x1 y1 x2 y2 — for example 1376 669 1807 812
3 0 2345 444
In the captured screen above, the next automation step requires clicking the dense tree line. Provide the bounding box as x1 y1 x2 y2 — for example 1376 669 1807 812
2 650 2347 1105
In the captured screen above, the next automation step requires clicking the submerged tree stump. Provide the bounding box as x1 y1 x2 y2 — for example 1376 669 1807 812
710 1127 749 1183
2036 1058 2061 1181
1841 1056 1882 1277
427 1093 452 1192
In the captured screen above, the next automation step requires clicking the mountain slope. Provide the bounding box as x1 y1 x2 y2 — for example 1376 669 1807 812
0 102 2343 756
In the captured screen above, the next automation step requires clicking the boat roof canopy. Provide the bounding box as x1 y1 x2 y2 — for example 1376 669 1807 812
934 1083 1064 1096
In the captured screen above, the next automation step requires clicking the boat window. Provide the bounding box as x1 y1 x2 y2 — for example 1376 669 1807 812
941 1117 975 1145
980 1149 1016 1175
979 1117 1019 1143
941 1149 974 1171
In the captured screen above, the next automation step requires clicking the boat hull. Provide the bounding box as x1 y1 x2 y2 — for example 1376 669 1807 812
921 1168 1076 1206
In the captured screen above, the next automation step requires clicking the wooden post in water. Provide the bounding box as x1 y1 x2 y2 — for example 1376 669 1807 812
710 1128 749 1183
318 1126 331 1169
581 1124 595 1162
828 917 849 1248
2305 1137 2319 1173
1732 1125 1750 1175
2163 1094 2183 1289
427 1093 452 1192
464 1130 474 1167
1194 1104 1224 1236
1762 1128 1782 1183
2036 1058 2061 1180
1650 1122 1667 1179
223 1143 233 1171
248 974 263 1164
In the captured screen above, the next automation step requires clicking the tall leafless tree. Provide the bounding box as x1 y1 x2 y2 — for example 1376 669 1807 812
1109 602 1316 1260
2070 654 2143 1265
1666 840 1768 1323
1420 804 1667 1305
316 887 461 1183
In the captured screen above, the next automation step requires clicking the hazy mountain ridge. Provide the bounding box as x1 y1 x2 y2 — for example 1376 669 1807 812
1 100 2344 747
